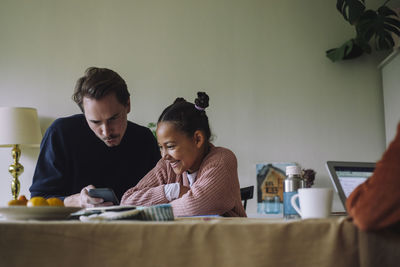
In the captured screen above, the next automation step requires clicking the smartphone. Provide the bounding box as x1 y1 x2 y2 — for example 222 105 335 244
88 188 120 205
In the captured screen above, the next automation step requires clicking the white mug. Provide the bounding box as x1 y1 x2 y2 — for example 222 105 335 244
290 188 333 219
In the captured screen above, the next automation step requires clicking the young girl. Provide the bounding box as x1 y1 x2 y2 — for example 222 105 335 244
121 92 246 217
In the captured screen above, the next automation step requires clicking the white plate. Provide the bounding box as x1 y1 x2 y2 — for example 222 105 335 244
0 206 82 220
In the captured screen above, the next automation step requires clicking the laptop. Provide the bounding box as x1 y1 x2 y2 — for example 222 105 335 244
326 161 375 211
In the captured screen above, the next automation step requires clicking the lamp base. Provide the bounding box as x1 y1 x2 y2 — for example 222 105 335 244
8 144 24 200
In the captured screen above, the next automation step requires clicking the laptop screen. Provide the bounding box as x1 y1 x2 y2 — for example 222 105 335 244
334 166 374 197
326 161 375 210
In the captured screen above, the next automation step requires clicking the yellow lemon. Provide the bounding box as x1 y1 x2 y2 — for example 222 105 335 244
27 196 49 207
46 197 64 207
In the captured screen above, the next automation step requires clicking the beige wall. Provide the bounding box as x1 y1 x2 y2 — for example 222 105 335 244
0 0 388 214
381 51 400 146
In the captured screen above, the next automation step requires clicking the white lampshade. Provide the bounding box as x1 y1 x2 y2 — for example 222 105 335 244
0 107 42 147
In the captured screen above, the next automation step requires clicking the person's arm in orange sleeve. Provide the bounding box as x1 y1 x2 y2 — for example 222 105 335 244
346 123 400 231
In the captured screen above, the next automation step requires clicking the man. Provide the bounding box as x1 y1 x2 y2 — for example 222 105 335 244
30 67 160 207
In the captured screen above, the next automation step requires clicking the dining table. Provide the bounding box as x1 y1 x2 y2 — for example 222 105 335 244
0 215 399 267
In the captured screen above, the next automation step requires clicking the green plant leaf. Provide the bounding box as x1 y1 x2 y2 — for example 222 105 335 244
147 122 156 128
355 5 400 51
147 122 157 137
356 10 377 42
326 39 358 62
336 0 365 24
384 17 400 30
326 49 340 62
378 5 398 18
376 31 395 50
355 38 372 53
328 0 400 62
384 24 400 38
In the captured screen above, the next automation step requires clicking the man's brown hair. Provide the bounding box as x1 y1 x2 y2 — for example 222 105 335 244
72 67 130 111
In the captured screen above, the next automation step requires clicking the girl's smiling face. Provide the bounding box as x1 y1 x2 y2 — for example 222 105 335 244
156 122 205 175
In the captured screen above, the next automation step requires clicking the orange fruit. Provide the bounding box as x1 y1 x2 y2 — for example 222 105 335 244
18 195 28 205
7 195 29 206
46 197 64 207
8 199 26 206
27 196 49 207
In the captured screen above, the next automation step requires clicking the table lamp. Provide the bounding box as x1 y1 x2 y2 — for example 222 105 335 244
0 107 42 200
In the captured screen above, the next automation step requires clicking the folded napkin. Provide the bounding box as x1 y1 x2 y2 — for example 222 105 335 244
79 204 174 222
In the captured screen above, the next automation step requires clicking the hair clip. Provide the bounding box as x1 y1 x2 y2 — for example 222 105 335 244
195 104 205 111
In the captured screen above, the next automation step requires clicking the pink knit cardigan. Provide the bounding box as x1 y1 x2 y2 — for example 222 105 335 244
121 145 247 217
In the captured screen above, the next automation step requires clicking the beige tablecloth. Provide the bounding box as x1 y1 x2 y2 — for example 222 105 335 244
0 217 399 267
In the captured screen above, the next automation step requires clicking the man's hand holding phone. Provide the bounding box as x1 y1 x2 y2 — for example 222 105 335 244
81 185 117 208
88 187 119 205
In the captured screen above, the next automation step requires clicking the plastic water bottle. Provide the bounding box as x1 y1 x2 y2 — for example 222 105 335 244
284 165 304 219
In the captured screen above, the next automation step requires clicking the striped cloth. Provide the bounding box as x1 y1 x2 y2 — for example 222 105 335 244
79 204 174 222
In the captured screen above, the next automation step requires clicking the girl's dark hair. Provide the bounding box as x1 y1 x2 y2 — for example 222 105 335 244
72 67 130 112
158 92 211 140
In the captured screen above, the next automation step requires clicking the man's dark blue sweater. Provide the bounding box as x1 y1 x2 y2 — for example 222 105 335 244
29 114 161 201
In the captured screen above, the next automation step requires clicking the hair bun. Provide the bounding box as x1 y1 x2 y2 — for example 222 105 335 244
194 92 209 109
173 97 186 104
